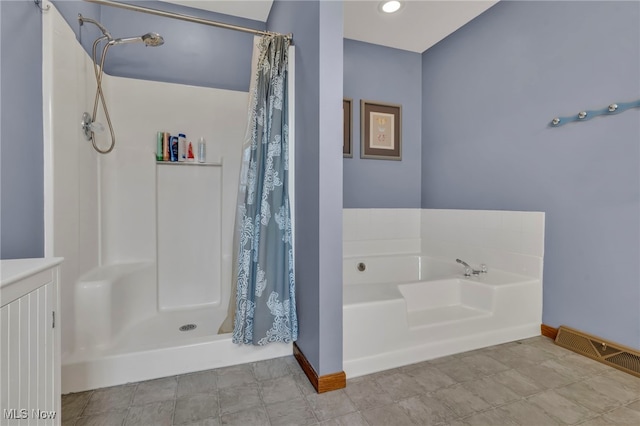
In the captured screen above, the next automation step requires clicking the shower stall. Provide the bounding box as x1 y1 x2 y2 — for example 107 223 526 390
42 2 294 393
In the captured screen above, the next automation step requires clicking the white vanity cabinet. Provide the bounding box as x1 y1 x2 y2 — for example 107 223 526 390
0 258 63 425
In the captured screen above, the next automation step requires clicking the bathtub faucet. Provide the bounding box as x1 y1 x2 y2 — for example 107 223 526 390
456 259 488 277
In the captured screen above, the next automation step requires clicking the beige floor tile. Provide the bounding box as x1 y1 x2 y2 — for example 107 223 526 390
462 408 520 426
497 400 561 426
373 371 427 400
541 357 596 381
292 371 318 396
306 389 357 422
75 409 128 426
403 364 457 392
484 347 538 369
131 377 177 406
560 353 612 375
604 369 640 392
174 394 218 425
523 338 572 358
584 374 639 404
62 391 93 421
602 406 640 424
361 403 415 426
218 383 261 415
398 394 457 425
266 399 317 426
178 418 221 426
509 343 558 363
220 405 270 426
516 363 576 389
462 376 521 406
260 375 303 405
527 389 595 424
626 399 640 412
177 371 217 397
343 378 394 411
216 364 256 389
83 385 136 415
491 369 542 397
124 400 174 426
434 384 490 418
555 381 621 413
318 411 368 426
433 359 485 383
460 353 510 376
252 357 291 381
577 416 616 426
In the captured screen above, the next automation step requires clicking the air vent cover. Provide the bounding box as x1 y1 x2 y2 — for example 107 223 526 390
555 325 640 378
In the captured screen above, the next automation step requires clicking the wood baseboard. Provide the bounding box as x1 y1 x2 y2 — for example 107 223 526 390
293 342 346 393
541 324 558 340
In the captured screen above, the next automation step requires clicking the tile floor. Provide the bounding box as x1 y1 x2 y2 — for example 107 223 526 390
62 336 640 425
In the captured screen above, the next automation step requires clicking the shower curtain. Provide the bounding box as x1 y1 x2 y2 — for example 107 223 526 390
219 35 297 345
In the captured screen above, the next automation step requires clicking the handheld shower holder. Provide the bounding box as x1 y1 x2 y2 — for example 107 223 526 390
81 112 93 141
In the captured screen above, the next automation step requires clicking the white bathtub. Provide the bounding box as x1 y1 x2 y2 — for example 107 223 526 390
343 254 542 378
62 263 291 393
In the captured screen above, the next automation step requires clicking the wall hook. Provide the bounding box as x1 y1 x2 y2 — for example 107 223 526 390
34 0 50 12
550 99 640 127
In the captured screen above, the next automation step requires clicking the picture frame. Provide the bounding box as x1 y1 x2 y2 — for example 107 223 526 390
343 98 353 158
360 100 402 160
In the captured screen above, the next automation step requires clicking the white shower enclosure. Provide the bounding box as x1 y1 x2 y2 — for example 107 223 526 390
42 2 293 393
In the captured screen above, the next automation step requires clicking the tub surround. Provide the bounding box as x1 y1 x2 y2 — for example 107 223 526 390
343 209 421 257
343 208 544 377
421 209 545 279
343 208 544 277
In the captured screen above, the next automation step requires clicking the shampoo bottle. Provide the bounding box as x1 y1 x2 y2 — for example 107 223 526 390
156 132 163 161
178 133 187 162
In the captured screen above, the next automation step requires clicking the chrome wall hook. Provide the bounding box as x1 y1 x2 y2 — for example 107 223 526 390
550 99 640 127
34 0 50 12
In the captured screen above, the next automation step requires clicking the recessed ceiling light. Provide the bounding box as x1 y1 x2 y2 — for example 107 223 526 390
380 1 402 14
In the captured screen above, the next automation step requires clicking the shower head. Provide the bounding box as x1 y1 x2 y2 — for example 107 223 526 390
142 33 164 47
110 33 164 47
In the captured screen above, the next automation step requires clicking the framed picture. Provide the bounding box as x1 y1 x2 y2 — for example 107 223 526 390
360 100 402 160
343 98 353 158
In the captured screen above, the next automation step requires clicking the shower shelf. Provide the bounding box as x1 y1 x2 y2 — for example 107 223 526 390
156 161 222 167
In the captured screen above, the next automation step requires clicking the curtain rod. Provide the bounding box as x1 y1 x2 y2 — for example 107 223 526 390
84 0 292 40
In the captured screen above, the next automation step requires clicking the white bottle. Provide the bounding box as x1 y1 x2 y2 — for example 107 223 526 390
197 137 206 163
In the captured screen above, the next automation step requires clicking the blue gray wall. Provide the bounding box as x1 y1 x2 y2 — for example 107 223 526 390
268 0 344 376
343 39 422 208
55 0 262 91
0 0 45 259
0 0 261 260
421 1 640 348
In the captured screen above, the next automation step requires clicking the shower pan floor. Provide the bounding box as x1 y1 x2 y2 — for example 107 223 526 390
68 305 228 361
112 305 228 354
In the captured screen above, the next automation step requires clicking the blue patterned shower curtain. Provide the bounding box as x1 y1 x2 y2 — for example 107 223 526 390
232 35 297 345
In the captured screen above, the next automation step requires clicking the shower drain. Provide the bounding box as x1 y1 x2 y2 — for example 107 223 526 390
179 324 197 332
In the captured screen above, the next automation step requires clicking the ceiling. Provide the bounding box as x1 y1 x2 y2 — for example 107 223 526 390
159 0 498 53
158 1 275 22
